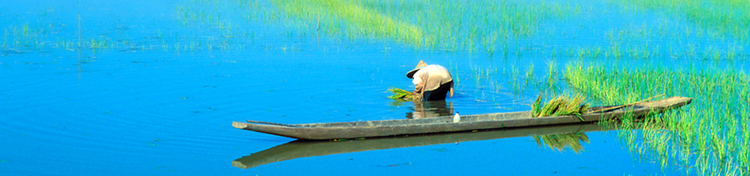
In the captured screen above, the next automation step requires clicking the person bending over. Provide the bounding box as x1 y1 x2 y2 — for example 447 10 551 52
406 60 454 101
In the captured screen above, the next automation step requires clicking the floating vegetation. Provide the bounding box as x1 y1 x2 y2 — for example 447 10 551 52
565 63 750 175
531 94 589 118
534 132 590 153
388 87 417 101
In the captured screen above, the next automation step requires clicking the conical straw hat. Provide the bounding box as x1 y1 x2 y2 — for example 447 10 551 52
406 60 428 78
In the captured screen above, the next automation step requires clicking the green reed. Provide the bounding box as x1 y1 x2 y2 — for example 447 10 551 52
235 0 581 52
565 63 750 175
545 60 560 93
0 0 562 54
610 0 750 43
465 61 548 103
1 21 123 52
268 0 425 46
525 64 534 86
598 22 749 62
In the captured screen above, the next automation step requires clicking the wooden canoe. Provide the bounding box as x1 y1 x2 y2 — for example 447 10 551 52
233 122 613 169
232 96 692 140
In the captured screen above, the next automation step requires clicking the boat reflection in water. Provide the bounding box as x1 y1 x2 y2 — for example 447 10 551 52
232 123 608 169
406 101 453 119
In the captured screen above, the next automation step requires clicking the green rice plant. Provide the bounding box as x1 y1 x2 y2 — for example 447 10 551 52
228 0 582 52
601 22 750 62
449 62 460 90
564 62 750 175
388 87 417 101
545 60 560 93
610 0 750 43
509 65 521 95
268 0 424 46
525 64 534 86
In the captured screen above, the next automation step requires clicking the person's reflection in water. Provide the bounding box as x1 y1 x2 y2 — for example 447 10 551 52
407 100 454 119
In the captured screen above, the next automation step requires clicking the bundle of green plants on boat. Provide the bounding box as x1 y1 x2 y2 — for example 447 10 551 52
533 131 590 153
531 94 590 118
388 87 418 101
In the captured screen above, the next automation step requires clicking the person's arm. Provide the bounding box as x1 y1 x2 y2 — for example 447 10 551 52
412 74 425 99
449 87 454 98
414 82 424 95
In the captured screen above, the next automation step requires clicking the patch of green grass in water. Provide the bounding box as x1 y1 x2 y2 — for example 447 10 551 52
268 0 425 46
244 0 581 52
603 24 748 61
610 0 750 42
564 62 750 175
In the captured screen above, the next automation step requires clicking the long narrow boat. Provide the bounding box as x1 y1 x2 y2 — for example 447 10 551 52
233 122 611 169
233 96 691 140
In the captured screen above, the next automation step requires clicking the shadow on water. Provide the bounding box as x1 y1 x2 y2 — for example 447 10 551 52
232 122 610 169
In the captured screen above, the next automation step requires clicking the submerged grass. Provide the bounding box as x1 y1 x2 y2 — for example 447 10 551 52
565 63 750 175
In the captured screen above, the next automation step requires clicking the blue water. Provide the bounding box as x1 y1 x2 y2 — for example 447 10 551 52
5 48 668 175
4 0 746 175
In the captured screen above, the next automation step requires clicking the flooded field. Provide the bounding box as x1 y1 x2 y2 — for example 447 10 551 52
1 0 748 175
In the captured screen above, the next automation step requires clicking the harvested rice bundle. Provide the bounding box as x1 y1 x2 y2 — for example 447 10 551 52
532 94 590 118
388 87 418 101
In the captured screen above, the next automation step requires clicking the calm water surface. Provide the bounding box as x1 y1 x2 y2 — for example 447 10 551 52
3 0 743 175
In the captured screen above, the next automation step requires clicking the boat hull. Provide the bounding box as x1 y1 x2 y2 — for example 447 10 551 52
233 96 692 140
233 122 614 169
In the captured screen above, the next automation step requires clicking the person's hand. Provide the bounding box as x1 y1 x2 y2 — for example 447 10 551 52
411 91 422 100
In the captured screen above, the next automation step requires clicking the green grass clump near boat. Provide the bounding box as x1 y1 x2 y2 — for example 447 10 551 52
565 62 750 175
388 87 418 101
531 94 589 118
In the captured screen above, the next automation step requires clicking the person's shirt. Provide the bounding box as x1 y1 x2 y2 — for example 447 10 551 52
412 65 453 92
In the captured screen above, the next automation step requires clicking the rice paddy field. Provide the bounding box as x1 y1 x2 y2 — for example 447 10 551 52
1 0 749 175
